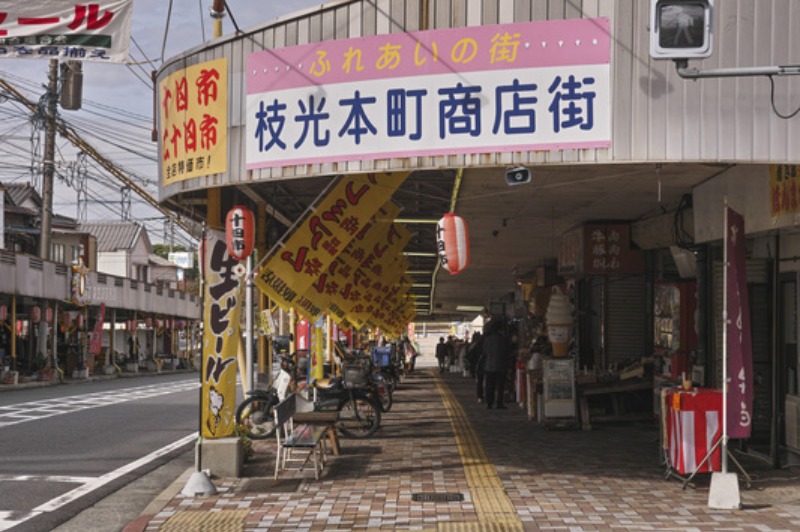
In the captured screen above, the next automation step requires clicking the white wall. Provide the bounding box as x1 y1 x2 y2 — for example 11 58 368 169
97 251 128 277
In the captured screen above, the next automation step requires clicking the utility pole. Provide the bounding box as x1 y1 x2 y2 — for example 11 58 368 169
39 58 58 261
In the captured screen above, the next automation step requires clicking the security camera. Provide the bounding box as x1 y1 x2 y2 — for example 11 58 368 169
505 166 531 186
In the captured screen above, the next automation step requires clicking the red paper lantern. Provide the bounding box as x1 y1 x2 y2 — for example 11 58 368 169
76 313 84 330
226 206 255 261
31 306 41 323
0 304 7 321
45 307 53 323
436 213 470 275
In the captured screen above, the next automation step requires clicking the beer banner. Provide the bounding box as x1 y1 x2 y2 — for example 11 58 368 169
0 0 133 62
201 230 243 438
255 172 408 316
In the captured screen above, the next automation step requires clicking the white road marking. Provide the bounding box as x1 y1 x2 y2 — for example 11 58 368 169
0 432 197 531
0 380 199 428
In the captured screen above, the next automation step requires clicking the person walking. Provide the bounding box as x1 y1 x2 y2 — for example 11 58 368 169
482 319 509 409
467 332 486 402
435 337 448 373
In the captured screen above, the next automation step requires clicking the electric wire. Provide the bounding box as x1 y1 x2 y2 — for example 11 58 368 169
161 0 175 63
768 75 800 119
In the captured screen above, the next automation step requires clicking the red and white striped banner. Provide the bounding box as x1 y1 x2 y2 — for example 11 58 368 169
666 388 722 474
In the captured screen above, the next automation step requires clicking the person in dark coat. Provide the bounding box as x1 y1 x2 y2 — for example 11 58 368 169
468 332 486 401
482 319 509 409
435 337 448 373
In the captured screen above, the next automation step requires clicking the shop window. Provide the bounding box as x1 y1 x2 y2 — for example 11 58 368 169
71 245 83 263
136 264 149 282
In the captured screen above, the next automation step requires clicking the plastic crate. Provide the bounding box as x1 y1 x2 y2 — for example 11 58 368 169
342 363 368 389
371 346 392 368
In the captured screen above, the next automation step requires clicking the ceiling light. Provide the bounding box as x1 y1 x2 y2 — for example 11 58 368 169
396 218 440 224
404 252 438 257
456 305 485 312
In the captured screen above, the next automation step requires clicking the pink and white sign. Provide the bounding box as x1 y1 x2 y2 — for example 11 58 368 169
246 18 611 169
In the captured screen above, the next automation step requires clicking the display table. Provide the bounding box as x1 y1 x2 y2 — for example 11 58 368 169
663 387 722 475
578 378 653 431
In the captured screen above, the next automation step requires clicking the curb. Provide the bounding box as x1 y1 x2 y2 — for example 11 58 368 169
122 466 195 532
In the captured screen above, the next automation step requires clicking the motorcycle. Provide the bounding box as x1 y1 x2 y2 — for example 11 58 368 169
235 354 383 439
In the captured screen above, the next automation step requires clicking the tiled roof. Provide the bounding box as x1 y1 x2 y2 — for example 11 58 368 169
2 182 39 208
78 221 148 252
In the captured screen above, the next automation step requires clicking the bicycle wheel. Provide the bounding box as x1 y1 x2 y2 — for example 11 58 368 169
337 395 382 438
235 397 277 439
380 371 397 394
371 384 393 413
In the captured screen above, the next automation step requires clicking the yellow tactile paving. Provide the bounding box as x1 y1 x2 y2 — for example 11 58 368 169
435 375 524 532
160 509 249 531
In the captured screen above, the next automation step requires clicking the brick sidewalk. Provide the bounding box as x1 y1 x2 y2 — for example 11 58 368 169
131 369 800 531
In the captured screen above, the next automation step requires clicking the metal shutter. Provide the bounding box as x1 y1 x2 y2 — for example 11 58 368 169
606 275 648 367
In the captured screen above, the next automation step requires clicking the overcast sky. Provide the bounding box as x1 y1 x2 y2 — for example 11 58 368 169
0 0 323 246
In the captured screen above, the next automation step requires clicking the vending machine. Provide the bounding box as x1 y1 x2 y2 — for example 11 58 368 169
653 281 698 417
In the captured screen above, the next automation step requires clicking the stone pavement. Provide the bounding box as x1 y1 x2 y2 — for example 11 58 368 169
127 369 800 531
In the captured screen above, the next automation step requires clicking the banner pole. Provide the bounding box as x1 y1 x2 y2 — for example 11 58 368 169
721 197 729 475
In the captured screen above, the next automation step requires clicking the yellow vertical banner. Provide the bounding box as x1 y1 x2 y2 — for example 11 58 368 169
255 172 409 315
311 316 325 382
201 230 243 438
770 164 800 216
160 57 228 185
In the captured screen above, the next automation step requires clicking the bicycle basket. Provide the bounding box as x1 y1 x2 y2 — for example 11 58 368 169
342 363 368 389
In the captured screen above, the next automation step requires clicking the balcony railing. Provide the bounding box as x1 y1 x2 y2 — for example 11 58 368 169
0 250 199 320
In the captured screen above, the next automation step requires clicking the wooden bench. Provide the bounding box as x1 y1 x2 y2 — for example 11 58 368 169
293 410 341 456
578 379 653 431
273 393 328 479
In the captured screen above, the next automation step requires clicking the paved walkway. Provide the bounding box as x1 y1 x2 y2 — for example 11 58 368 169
129 369 800 531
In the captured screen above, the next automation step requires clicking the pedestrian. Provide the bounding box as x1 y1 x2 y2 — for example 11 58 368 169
482 318 509 409
465 331 483 377
435 337 448 373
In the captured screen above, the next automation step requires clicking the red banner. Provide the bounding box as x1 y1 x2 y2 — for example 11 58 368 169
89 304 106 356
725 206 753 439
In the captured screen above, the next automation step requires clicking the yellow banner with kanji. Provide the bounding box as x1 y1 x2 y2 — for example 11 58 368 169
255 172 408 316
160 58 228 185
200 230 242 438
296 201 402 324
770 164 800 216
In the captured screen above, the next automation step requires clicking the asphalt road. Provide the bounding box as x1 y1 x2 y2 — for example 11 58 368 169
0 374 202 532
